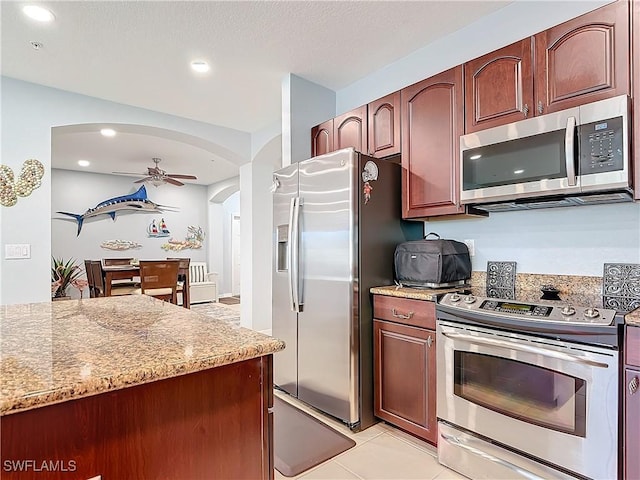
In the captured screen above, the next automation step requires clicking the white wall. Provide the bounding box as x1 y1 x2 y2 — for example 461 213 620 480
51 169 208 297
221 191 240 296
0 77 250 305
282 74 335 166
426 202 640 276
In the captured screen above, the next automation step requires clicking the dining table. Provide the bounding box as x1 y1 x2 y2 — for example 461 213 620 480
101 264 140 297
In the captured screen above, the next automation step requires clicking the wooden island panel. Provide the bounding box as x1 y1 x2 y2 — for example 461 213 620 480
1 355 274 480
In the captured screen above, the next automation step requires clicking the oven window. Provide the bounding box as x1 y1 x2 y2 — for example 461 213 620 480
454 351 586 437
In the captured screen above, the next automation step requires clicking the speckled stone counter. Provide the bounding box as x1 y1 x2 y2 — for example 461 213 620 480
371 271 640 322
0 295 285 416
626 310 640 326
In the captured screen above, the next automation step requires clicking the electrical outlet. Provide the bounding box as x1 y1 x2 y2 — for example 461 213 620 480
463 239 475 257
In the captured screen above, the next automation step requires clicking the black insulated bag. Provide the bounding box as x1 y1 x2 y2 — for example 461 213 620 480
394 232 471 288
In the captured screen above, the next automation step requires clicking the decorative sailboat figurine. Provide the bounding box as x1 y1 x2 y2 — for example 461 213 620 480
147 218 170 237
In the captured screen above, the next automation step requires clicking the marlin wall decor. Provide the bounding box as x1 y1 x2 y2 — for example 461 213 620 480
56 185 178 236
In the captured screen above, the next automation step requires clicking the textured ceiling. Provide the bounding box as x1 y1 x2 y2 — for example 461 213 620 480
2 1 511 186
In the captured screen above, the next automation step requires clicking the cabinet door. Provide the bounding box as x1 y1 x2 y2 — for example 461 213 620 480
464 38 534 133
334 106 367 153
633 0 640 200
625 368 640 480
535 0 630 115
374 319 437 444
401 66 464 218
311 119 333 157
368 92 401 158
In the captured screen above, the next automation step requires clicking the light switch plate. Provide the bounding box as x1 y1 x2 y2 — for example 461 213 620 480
5 244 31 259
463 239 475 256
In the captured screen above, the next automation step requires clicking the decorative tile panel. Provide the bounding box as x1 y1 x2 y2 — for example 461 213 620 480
487 261 517 290
603 263 640 297
603 263 640 313
486 287 516 300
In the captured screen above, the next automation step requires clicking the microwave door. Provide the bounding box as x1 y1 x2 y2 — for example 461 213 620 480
460 107 581 204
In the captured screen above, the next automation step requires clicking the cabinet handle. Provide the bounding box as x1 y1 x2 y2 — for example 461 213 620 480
523 104 529 117
391 308 414 320
427 335 433 348
538 101 544 114
630 376 639 395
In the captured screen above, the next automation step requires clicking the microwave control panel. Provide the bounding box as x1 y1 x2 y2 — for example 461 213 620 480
579 116 623 175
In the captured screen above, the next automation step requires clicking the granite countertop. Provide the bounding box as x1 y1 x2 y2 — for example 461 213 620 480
371 275 640 323
0 295 285 416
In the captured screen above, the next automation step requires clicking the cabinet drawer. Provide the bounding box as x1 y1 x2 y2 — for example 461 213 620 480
626 326 640 367
373 295 435 329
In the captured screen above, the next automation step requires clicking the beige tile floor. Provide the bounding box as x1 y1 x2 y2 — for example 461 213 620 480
274 392 468 480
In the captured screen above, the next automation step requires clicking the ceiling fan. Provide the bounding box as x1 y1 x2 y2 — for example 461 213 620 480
113 157 197 186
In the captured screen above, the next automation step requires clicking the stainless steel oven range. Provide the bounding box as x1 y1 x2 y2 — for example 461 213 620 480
436 292 624 480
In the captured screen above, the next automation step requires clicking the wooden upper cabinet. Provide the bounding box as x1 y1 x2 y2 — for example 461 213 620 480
633 0 639 200
535 0 630 115
334 106 367 153
368 92 401 158
401 66 464 218
311 119 333 157
464 38 534 133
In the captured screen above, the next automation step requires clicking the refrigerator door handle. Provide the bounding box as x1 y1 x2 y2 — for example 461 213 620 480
287 197 297 312
289 196 303 312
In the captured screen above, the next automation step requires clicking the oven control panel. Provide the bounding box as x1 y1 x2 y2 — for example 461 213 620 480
480 300 551 317
439 293 617 326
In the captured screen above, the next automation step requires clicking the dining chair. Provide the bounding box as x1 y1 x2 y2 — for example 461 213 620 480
167 257 191 309
84 260 96 298
102 258 134 266
136 260 180 304
90 261 138 297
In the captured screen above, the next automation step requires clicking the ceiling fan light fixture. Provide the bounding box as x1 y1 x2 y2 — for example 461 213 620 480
150 178 165 187
100 128 117 137
190 60 210 73
23 5 55 22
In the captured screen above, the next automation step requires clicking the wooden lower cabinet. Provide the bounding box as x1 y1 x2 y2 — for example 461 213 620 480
1 355 274 480
373 298 437 444
625 325 640 479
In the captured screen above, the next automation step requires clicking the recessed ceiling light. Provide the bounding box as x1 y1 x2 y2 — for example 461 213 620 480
513 169 524 174
191 61 210 73
100 128 116 137
23 5 55 22
469 154 482 160
77 160 90 167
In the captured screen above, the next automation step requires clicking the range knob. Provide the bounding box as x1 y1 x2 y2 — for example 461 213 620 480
561 305 576 316
463 295 476 304
449 293 461 302
584 307 600 319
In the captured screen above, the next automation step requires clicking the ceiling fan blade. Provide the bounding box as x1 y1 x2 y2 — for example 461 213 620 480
164 177 185 186
166 174 198 180
112 171 146 176
148 167 161 175
134 177 153 184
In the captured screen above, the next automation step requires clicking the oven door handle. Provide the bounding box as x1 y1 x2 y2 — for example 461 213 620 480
441 331 609 368
439 431 546 480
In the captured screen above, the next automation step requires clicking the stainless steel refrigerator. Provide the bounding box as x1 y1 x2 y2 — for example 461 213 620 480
272 147 421 431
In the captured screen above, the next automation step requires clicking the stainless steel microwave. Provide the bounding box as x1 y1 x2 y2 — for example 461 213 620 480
460 95 631 208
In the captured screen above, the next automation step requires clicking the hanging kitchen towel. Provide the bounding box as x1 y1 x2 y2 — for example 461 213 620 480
394 232 471 288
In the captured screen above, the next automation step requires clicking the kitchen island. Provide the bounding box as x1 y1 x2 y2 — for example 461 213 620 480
0 295 285 479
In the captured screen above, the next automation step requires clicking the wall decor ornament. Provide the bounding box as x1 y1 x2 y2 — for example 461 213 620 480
0 159 45 207
56 185 178 236
147 218 170 237
161 225 205 251
100 240 143 251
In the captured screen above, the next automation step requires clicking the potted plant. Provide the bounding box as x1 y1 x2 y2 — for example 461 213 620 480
51 257 82 299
